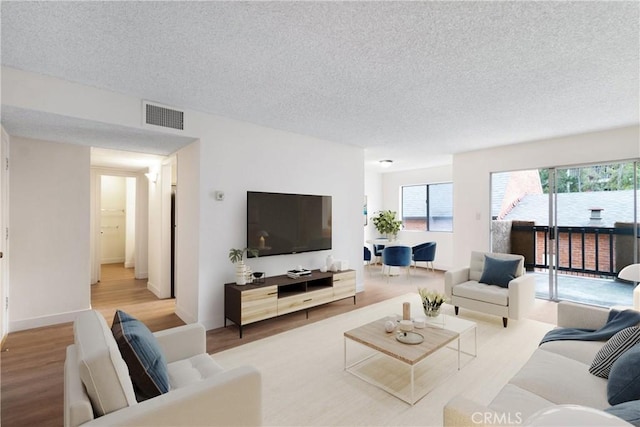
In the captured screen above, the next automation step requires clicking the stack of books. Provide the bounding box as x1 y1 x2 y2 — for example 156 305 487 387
287 269 312 279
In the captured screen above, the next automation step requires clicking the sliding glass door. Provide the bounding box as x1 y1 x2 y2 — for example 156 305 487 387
549 162 638 305
491 161 639 307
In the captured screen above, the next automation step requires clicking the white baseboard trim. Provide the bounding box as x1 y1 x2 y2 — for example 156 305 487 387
124 261 135 268
147 281 170 299
101 258 125 264
135 271 148 280
175 305 197 325
147 281 162 298
9 307 91 333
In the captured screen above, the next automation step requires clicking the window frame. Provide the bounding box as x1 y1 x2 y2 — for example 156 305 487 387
401 182 453 232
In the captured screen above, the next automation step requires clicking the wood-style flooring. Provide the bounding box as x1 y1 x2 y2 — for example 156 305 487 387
0 263 557 427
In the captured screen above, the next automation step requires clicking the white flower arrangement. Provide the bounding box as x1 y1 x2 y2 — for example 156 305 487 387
418 288 447 316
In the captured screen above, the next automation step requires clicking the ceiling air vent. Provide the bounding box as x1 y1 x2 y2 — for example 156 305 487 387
143 101 184 130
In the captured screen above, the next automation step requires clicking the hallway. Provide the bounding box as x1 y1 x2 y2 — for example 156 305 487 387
91 263 182 332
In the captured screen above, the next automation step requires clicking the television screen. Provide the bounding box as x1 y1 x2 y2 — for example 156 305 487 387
247 191 332 257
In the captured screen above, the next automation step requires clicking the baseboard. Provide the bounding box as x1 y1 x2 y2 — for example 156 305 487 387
135 271 148 279
9 308 92 332
175 305 197 325
124 261 135 268
101 257 125 264
147 281 171 299
146 280 162 298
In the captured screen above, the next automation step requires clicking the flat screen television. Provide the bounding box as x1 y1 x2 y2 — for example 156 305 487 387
247 191 332 257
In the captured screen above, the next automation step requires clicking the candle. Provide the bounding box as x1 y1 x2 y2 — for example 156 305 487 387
403 302 410 320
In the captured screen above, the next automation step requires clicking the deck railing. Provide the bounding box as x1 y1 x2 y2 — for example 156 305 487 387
510 224 638 277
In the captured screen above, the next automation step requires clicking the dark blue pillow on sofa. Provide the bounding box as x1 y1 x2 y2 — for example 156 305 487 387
608 343 640 405
112 310 169 402
605 400 640 426
479 255 520 288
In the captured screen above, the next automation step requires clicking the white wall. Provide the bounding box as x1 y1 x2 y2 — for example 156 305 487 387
4 67 364 331
146 160 173 299
175 141 200 324
179 113 365 329
125 177 136 268
364 170 382 245
453 125 640 267
1 127 10 341
100 175 126 264
9 137 90 331
380 165 454 271
134 172 149 279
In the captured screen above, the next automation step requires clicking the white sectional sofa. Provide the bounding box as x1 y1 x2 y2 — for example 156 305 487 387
64 310 261 427
444 301 638 426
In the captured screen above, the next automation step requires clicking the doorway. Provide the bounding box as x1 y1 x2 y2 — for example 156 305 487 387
99 175 136 281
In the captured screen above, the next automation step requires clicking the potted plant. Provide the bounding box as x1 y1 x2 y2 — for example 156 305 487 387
371 210 402 240
229 248 259 285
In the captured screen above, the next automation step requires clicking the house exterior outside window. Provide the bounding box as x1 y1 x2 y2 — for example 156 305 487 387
401 183 453 232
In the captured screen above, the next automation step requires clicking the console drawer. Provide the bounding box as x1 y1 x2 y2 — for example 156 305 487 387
241 285 278 324
278 287 334 315
333 270 356 299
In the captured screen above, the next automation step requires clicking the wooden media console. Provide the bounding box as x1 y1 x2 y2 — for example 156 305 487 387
224 269 356 338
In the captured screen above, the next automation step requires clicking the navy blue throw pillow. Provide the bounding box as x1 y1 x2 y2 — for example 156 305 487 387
479 255 520 288
608 343 640 405
605 400 640 426
112 310 169 401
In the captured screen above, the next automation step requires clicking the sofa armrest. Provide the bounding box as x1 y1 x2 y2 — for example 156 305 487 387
153 323 206 363
444 395 496 427
445 267 471 298
507 274 536 320
64 345 95 427
557 301 610 330
82 365 262 426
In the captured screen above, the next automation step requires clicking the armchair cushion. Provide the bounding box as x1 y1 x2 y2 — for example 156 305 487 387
479 255 520 288
112 310 170 402
167 354 225 389
452 281 508 306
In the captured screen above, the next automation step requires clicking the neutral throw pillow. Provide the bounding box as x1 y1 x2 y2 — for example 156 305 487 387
111 310 170 402
605 401 640 427
608 343 640 405
590 326 640 378
479 255 520 288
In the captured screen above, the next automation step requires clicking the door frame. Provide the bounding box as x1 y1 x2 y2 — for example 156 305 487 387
90 168 148 284
0 128 9 343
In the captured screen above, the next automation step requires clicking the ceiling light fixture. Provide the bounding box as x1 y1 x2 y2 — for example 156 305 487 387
379 160 393 168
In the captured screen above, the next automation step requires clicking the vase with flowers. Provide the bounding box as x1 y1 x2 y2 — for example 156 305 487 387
418 288 447 317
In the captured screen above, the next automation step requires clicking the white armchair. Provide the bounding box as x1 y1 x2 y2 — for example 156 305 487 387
444 251 536 327
64 310 262 426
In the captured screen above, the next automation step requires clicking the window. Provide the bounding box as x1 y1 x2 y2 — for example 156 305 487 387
401 183 453 232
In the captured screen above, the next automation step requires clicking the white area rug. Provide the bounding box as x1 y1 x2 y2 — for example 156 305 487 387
212 294 555 426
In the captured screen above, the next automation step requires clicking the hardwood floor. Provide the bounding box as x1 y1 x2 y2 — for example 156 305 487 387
0 263 556 427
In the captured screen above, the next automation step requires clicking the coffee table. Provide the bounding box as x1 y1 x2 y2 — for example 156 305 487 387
343 315 476 405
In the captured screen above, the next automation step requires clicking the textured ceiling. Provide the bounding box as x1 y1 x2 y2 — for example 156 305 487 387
1 1 639 171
